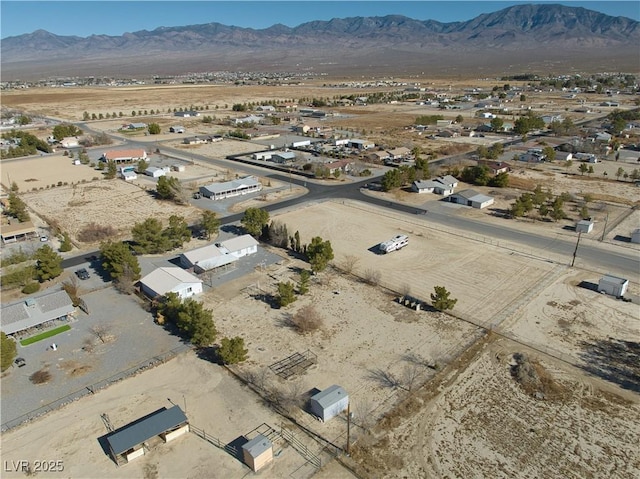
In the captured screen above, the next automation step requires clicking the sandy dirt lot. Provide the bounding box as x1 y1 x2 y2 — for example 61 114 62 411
1 201 638 478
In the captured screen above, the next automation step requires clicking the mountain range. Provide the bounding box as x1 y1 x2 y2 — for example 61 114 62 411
2 3 639 80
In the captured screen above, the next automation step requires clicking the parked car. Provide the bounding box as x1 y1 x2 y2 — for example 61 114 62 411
14 357 26 368
40 236 48 242
75 268 90 280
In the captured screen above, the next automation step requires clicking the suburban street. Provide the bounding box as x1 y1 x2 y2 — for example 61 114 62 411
59 125 640 279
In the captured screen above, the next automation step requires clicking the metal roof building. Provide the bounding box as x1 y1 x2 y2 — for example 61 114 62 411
139 267 203 300
199 176 262 200
310 385 349 422
1 290 75 336
180 244 238 273
106 406 189 464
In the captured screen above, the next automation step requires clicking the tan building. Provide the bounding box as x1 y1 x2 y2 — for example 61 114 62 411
242 434 273 472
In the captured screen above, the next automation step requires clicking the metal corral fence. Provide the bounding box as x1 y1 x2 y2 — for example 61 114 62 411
1 344 192 433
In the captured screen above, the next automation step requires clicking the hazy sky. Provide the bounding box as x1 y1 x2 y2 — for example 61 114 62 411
1 1 639 39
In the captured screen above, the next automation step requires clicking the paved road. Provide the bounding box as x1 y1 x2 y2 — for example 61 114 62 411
63 122 639 279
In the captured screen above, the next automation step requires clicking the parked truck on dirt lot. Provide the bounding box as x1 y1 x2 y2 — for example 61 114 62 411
379 234 409 254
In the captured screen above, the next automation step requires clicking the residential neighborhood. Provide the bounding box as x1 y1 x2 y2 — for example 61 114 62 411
0 4 639 479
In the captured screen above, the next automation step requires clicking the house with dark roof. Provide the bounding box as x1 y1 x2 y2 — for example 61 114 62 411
105 406 189 465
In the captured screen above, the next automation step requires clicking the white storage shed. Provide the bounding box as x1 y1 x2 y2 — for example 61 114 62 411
242 434 273 472
310 385 349 422
576 219 594 234
598 275 629 298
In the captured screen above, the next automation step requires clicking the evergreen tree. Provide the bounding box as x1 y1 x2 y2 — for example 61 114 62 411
218 337 249 365
34 245 63 282
431 286 457 311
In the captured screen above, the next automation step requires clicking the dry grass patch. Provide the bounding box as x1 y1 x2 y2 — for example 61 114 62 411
77 222 119 243
29 368 52 384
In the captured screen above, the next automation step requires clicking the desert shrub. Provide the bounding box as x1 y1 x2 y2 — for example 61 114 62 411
290 305 324 334
363 268 381 286
30 369 51 384
22 282 40 294
77 222 117 242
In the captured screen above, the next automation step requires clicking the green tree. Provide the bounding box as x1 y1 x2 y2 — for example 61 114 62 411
18 115 31 125
487 142 503 159
199 210 220 240
550 198 566 222
542 146 556 162
148 123 161 135
490 117 504 132
163 215 191 250
7 191 30 222
1 332 17 372
177 298 217 347
277 281 296 307
241 207 270 237
137 158 149 173
455 114 464 123
306 237 334 273
488 171 509 187
132 217 169 254
578 163 588 176
579 205 590 219
218 336 249 365
431 286 457 311
100 241 141 281
461 165 490 186
538 203 549 220
155 176 184 203
34 245 63 282
52 123 82 140
298 269 311 294
381 168 402 191
105 160 117 179
616 167 625 181
587 165 594 177
59 232 73 252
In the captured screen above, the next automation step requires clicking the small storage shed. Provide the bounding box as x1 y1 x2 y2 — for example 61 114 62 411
576 219 594 234
145 167 166 178
310 385 349 422
598 275 629 298
242 434 273 472
631 228 640 244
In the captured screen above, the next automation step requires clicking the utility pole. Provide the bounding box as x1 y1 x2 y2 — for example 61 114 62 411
600 212 609 241
346 402 351 455
571 231 582 267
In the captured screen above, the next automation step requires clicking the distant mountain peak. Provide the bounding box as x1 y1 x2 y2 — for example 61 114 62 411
2 4 638 80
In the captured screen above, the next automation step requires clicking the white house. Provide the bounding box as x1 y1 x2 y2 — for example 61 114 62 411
174 111 200 117
180 244 237 273
102 149 147 163
218 235 259 258
449 189 494 209
555 151 573 161
60 137 80 148
256 105 276 112
253 151 274 161
139 267 203 299
199 176 262 200
232 115 263 125
121 171 137 181
144 167 167 178
411 175 458 196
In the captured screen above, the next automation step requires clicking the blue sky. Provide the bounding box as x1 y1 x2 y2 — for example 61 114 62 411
1 1 638 39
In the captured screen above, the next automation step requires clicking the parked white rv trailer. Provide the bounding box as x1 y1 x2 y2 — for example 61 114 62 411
379 234 409 253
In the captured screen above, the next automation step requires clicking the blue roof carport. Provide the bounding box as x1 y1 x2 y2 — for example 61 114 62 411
106 406 188 463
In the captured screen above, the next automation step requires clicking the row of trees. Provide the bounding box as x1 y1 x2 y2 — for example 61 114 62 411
380 156 430 191
155 292 247 363
510 186 569 221
1 245 64 293
0 131 52 159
